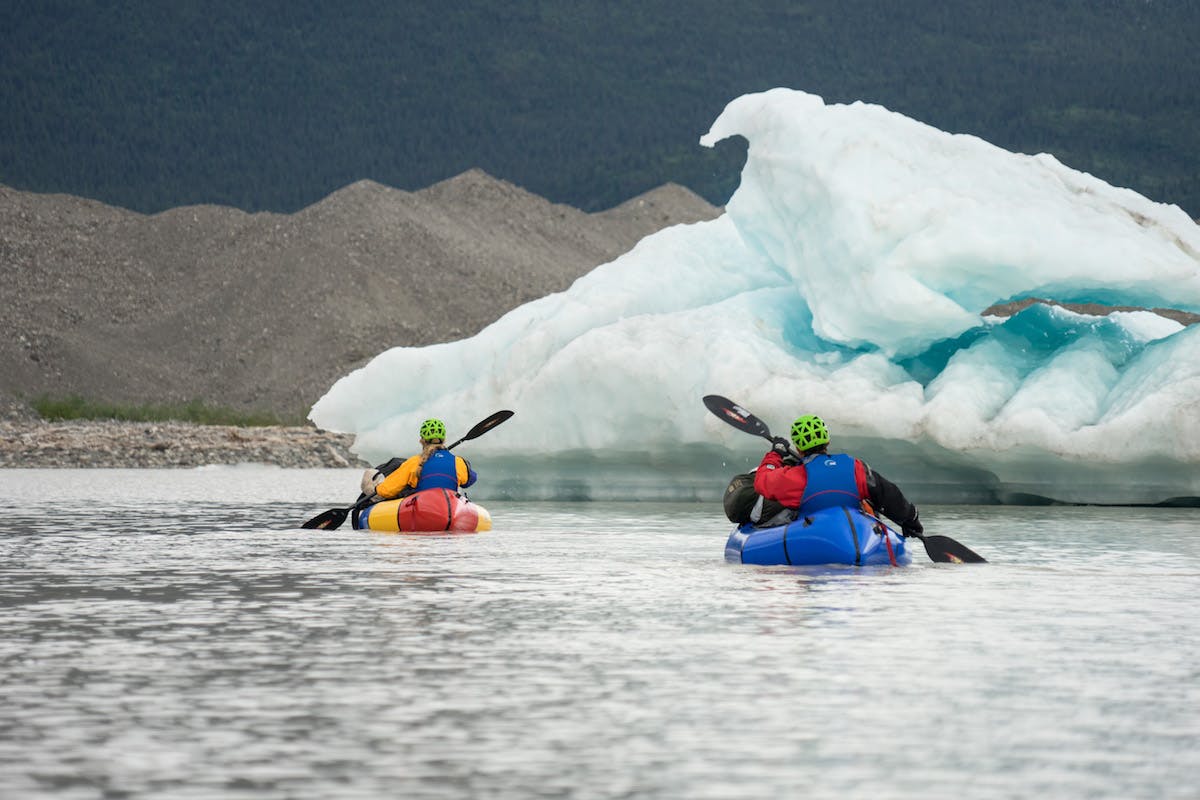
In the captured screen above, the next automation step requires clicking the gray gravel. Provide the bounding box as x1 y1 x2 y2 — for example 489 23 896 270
1 170 721 420
1 171 721 467
0 419 361 468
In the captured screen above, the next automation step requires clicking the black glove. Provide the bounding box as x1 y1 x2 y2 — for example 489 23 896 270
902 511 924 539
770 437 792 458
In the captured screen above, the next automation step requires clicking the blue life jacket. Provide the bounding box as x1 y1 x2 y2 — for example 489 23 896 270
799 453 861 513
415 449 460 492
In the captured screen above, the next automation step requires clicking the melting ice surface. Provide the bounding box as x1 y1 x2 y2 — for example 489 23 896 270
312 88 1200 506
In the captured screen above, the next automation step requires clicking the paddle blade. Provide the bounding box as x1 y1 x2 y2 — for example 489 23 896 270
465 409 514 439
300 507 350 530
702 395 773 440
447 409 515 449
921 534 987 564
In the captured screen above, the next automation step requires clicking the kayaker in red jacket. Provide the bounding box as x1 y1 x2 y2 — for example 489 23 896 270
753 414 924 538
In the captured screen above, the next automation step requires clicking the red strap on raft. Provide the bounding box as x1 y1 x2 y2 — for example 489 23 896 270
863 500 898 567
882 524 897 566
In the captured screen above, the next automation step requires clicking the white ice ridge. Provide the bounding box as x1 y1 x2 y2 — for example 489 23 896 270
312 88 1200 505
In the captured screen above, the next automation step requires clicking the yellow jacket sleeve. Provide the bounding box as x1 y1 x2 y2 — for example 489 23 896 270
374 455 423 499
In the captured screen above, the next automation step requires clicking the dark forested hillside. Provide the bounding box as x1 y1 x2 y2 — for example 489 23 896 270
2 0 1197 216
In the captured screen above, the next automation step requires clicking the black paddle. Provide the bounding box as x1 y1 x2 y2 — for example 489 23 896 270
904 532 986 564
702 394 775 443
702 394 987 564
299 409 515 530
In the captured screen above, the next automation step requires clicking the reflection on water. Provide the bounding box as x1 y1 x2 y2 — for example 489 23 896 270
1 468 1198 799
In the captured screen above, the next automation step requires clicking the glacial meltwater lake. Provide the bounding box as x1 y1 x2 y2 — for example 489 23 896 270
1 467 1198 799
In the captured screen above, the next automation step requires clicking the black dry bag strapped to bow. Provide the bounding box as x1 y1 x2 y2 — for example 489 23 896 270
723 472 759 523
723 471 790 525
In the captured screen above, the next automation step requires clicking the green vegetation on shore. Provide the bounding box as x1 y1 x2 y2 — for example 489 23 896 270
31 396 307 428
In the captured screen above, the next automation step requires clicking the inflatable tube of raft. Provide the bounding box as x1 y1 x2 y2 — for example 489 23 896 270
353 488 492 533
725 506 910 566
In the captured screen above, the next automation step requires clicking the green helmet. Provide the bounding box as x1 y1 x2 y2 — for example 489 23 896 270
419 418 447 442
790 414 830 452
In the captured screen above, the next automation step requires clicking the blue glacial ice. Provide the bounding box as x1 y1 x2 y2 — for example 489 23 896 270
311 88 1200 505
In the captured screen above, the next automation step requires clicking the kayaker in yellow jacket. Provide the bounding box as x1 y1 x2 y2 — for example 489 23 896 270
359 418 478 503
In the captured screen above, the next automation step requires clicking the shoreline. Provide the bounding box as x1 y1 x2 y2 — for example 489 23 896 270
0 419 366 469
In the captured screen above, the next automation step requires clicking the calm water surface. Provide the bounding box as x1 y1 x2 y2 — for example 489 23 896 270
1 467 1198 799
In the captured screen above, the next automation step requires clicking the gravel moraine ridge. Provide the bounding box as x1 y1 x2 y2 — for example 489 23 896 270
0 419 364 469
2 172 722 469
1 172 722 419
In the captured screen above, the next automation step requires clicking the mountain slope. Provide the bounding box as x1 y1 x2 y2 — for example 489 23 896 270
0 172 720 417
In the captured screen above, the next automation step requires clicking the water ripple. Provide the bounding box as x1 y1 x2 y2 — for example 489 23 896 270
1 470 1198 798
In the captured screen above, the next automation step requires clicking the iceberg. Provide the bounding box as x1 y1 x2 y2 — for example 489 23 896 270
311 88 1200 506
